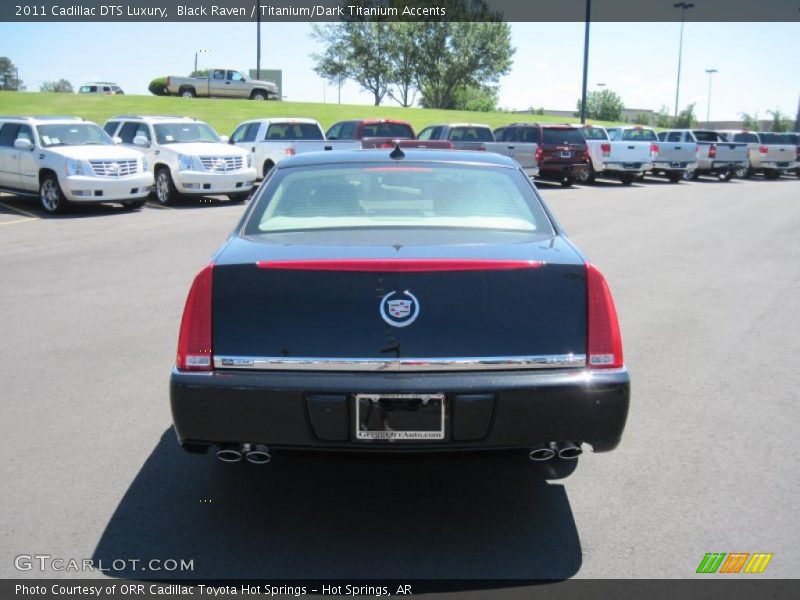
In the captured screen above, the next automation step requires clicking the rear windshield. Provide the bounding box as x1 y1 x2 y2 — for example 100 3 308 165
246 164 552 235
692 131 723 142
264 123 324 141
36 123 112 147
733 132 759 143
783 133 798 145
360 123 414 139
448 127 494 142
542 128 585 145
759 133 784 144
153 122 220 144
582 127 608 141
621 128 657 142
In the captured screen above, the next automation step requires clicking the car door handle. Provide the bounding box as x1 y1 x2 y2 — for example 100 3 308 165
675 146 681 149
507 145 515 149
251 147 255 152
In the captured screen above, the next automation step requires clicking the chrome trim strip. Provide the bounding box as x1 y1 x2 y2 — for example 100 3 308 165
213 354 586 372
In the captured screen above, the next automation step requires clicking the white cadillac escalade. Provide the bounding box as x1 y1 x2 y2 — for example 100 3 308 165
103 115 256 205
0 116 152 213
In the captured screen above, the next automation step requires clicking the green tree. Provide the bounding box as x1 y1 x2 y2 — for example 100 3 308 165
0 56 24 91
445 84 498 112
311 22 393 105
576 89 624 121
148 77 169 96
39 79 73 93
766 109 792 132
386 23 417 107
654 105 673 129
739 112 760 130
189 69 210 78
673 103 698 128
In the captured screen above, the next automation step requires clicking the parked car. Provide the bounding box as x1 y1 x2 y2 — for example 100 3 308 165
717 130 797 179
494 123 588 187
664 130 748 181
103 115 256 204
165 69 278 100
579 125 655 185
325 119 452 149
651 130 700 182
417 123 539 177
0 116 151 213
230 118 361 178
78 82 124 95
781 132 800 177
170 148 630 463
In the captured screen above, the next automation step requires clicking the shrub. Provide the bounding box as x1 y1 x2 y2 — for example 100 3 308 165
148 77 169 96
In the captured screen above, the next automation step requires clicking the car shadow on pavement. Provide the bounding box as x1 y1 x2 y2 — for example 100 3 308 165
92 429 582 584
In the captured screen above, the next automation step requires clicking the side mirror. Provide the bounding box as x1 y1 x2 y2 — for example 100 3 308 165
14 138 33 150
133 135 149 147
219 135 230 144
112 136 122 145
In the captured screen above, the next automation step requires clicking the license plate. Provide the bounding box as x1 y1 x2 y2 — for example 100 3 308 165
623 163 639 169
671 161 682 168
355 393 445 441
777 162 789 168
560 151 571 158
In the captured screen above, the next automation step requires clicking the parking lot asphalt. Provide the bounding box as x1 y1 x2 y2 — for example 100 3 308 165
1 174 798 582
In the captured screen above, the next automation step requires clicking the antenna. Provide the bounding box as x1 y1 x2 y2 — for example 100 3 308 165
389 144 405 160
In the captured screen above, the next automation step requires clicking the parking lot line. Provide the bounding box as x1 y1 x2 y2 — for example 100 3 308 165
0 217 37 227
0 201 39 220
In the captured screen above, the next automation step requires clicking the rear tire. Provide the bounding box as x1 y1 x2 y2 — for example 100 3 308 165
575 165 595 185
735 165 751 179
683 166 699 181
560 177 575 188
763 170 780 180
228 193 249 203
620 173 636 186
155 167 179 205
263 160 275 178
39 173 69 214
121 199 146 210
718 170 734 182
668 172 682 183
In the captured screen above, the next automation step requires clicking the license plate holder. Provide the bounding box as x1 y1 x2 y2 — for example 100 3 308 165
355 393 445 441
560 151 572 158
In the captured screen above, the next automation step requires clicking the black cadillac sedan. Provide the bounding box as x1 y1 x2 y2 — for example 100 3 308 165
170 148 629 465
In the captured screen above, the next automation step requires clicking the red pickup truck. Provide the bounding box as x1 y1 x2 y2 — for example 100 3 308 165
325 119 452 149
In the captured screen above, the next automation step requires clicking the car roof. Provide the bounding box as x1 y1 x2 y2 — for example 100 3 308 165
108 115 198 123
428 123 492 129
0 115 86 124
277 148 518 169
245 117 320 125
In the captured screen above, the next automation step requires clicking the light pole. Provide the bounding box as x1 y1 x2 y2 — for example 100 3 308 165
705 68 718 126
579 0 592 124
256 0 261 79
194 49 210 75
673 2 695 118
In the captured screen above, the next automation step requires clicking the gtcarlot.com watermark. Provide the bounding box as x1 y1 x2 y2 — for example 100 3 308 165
15 554 194 573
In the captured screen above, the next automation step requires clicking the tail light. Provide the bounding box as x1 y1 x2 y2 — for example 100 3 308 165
284 148 296 157
445 141 454 150
535 144 543 162
600 143 611 157
380 141 396 149
708 144 717 159
176 263 214 371
586 263 623 369
650 143 659 158
476 145 486 151
759 146 768 155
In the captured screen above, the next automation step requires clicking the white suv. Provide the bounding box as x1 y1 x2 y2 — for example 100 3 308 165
0 116 152 214
103 115 256 205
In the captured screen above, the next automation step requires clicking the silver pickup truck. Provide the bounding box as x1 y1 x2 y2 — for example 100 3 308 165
230 118 360 178
664 129 748 181
166 69 278 100
653 130 699 182
418 123 539 177
718 130 798 179
578 125 654 185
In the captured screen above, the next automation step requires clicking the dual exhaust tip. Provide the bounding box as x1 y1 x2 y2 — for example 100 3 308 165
528 441 582 462
216 443 271 464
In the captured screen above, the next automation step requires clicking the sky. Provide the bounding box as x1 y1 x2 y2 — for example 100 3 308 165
0 21 798 121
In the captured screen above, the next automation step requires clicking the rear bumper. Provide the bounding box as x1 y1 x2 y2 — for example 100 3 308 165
601 161 653 173
538 163 589 179
760 160 798 171
652 161 697 172
697 160 748 172
170 366 630 454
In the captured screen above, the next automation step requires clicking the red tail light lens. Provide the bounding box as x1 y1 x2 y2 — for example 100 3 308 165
650 143 659 158
586 263 623 369
176 263 214 371
535 144 543 162
600 142 611 157
759 145 768 155
284 148 296 157
380 141 396 149
708 144 717 159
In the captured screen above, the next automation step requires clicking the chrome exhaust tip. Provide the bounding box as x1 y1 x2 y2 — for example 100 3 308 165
528 444 556 462
557 441 582 460
216 445 243 463
245 444 272 465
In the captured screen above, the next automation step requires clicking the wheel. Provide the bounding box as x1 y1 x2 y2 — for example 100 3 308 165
251 91 268 101
763 170 780 180
734 164 751 179
668 172 682 183
620 173 636 186
575 165 595 185
683 166 699 181
718 170 734 182
228 193 249 203
39 173 69 214
154 167 179 205
121 199 146 210
263 160 275 178
560 177 575 188
180 88 196 98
